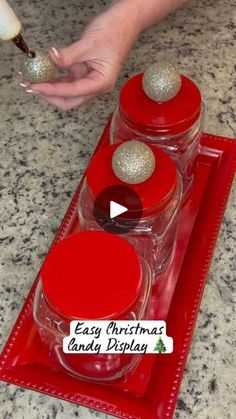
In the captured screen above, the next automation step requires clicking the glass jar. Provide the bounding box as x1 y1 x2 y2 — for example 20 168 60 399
33 230 152 382
110 73 205 193
78 144 182 281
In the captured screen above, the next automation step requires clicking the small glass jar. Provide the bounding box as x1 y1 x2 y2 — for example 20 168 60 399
33 230 152 382
78 144 182 280
110 73 205 193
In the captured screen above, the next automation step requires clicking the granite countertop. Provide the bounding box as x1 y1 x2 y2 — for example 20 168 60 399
0 0 235 418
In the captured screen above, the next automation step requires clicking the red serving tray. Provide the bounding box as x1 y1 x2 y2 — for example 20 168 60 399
0 124 236 419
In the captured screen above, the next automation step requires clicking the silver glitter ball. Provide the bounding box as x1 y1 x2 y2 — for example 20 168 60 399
112 140 156 185
142 62 181 102
21 50 55 83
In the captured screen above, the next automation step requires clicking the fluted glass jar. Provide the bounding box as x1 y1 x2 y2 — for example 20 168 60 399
33 231 152 383
110 73 205 193
78 144 182 281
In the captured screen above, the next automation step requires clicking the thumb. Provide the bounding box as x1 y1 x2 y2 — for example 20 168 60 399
48 40 88 68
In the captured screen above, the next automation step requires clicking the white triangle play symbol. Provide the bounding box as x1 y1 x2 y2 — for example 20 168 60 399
110 201 128 219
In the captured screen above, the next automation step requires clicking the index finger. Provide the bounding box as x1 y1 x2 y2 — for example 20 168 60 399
30 74 106 98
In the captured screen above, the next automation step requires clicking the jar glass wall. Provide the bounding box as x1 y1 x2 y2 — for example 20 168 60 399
78 173 182 280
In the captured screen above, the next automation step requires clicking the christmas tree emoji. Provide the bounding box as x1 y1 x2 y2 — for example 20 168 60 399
154 337 167 353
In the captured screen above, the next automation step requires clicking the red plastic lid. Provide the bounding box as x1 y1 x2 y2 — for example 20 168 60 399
41 231 142 320
86 144 177 215
119 73 202 136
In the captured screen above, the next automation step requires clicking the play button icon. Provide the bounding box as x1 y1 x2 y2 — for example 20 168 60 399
110 201 128 219
93 185 143 234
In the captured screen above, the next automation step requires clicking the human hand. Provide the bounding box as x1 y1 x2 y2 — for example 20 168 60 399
24 6 140 110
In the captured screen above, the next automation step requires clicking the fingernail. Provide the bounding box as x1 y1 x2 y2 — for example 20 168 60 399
50 47 59 59
26 89 39 94
20 82 29 88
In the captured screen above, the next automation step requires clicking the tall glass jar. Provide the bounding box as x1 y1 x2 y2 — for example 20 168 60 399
110 73 205 193
78 144 182 281
33 231 152 383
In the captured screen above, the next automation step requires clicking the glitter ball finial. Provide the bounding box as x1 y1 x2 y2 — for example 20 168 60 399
112 140 156 185
142 62 181 102
20 50 55 83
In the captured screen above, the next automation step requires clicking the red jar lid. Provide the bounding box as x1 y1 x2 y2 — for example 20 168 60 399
86 144 177 216
119 73 202 136
41 231 142 320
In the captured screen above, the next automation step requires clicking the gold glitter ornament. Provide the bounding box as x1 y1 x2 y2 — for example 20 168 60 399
142 62 181 102
20 50 55 83
112 140 156 185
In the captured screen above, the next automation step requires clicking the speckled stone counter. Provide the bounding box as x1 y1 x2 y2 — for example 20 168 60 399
0 1 235 418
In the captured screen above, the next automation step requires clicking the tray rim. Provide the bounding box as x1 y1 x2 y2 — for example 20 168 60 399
158 133 236 418
0 129 236 419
